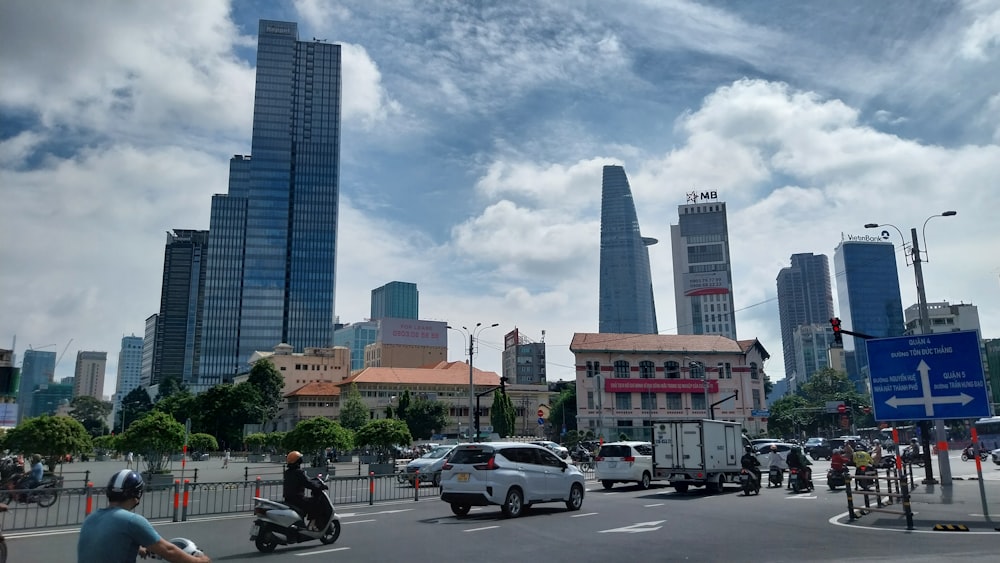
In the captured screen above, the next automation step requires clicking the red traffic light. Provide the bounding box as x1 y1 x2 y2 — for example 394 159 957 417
837 403 847 414
830 317 841 332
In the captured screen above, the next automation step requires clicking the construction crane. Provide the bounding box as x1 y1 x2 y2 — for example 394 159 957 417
55 339 73 371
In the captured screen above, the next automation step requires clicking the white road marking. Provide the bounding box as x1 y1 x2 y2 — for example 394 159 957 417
643 503 664 507
343 519 375 524
786 493 816 499
464 525 500 532
571 512 599 518
297 547 351 556
598 520 665 534
828 511 992 534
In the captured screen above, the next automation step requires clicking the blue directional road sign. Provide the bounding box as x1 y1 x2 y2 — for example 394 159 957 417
866 330 990 421
537 417 545 426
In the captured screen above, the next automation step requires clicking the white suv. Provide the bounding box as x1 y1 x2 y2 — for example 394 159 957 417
595 441 655 489
439 442 586 518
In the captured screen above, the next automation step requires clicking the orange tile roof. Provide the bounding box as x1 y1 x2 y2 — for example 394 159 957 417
340 362 500 387
570 333 744 354
285 382 343 398
737 338 771 360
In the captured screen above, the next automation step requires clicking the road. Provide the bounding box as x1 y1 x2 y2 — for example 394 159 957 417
13 466 999 563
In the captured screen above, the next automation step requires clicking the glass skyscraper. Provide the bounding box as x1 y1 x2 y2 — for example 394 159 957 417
598 165 658 334
833 240 905 391
776 253 834 381
17 349 55 423
371 281 418 320
113 335 143 422
201 20 342 384
332 321 379 372
153 230 208 387
671 200 736 340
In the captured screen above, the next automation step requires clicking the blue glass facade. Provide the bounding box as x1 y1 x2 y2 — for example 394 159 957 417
153 230 208 386
332 321 379 372
371 281 418 320
17 349 55 423
776 253 834 380
598 165 658 334
833 241 905 390
201 21 342 383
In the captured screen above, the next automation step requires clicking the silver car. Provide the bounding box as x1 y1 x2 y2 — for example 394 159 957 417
402 445 456 486
440 442 585 518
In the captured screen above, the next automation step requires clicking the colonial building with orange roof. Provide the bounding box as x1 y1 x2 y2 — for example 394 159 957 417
571 333 770 438
282 382 342 430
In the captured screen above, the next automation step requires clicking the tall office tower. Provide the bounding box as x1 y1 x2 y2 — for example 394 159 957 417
112 335 143 422
670 197 737 339
833 240 904 390
332 321 378 372
16 349 55 423
152 230 208 388
201 20 342 383
73 351 107 400
598 165 658 334
371 281 419 320
140 314 157 388
776 253 834 382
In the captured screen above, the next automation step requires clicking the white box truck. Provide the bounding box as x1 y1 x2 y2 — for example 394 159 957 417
652 419 749 493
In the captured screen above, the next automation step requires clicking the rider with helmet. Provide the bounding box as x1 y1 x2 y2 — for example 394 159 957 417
77 469 210 563
283 451 331 531
740 445 761 485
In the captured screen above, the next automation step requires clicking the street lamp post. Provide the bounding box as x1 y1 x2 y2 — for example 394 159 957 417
449 323 499 441
865 210 957 485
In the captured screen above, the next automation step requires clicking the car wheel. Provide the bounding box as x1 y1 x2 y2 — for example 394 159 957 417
602 480 615 490
673 483 689 493
707 474 724 494
450 503 471 517
501 488 524 518
565 483 584 511
639 472 651 490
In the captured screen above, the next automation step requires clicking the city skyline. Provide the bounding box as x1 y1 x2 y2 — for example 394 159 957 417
3 2 1000 396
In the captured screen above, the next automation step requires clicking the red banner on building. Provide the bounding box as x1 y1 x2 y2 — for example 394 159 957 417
603 379 719 393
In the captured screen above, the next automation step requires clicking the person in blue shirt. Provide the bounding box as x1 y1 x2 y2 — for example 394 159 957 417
77 469 210 563
24 454 44 488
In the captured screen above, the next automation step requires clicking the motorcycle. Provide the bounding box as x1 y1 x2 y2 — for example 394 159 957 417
250 475 341 553
0 475 62 507
826 467 849 490
789 467 813 493
960 446 989 462
877 454 897 470
148 538 205 559
855 465 878 491
901 447 924 467
768 466 783 488
739 469 760 496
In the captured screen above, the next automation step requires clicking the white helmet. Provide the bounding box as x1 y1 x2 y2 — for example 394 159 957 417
167 538 203 557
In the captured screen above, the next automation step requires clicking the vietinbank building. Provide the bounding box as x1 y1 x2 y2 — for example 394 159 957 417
671 193 737 340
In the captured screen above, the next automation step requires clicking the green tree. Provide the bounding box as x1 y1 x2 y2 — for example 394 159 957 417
489 390 517 438
265 431 287 453
284 417 353 460
767 394 812 438
247 358 285 424
118 387 153 433
120 411 185 474
92 434 120 455
69 395 113 437
193 382 262 448
244 432 268 453
5 415 93 471
339 383 368 431
354 419 412 463
763 373 774 398
396 390 412 421
187 432 218 453
155 375 186 402
547 385 578 439
154 388 197 425
402 396 449 440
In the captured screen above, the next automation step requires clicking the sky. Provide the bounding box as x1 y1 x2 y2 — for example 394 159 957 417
2 0 1000 400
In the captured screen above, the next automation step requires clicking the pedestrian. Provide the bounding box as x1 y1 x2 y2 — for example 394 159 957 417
126 451 134 469
77 470 210 563
871 440 882 467
222 450 230 469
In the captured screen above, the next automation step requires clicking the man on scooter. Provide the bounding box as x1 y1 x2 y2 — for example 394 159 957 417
283 451 331 531
786 446 812 489
740 446 761 486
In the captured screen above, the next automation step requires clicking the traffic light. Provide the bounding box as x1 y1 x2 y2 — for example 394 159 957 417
830 317 842 344
500 376 508 395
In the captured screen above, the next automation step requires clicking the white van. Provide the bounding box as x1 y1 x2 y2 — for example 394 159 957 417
595 441 656 490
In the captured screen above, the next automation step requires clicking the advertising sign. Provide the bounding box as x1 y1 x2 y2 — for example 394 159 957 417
604 379 719 393
681 272 730 297
378 318 447 347
504 329 519 350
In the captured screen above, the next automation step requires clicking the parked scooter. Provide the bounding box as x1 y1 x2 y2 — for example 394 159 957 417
768 466 783 488
739 469 760 496
250 475 341 553
789 467 813 493
826 467 850 490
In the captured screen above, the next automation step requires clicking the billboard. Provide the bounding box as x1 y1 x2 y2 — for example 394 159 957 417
378 318 447 347
681 272 730 297
504 329 519 350
604 379 719 393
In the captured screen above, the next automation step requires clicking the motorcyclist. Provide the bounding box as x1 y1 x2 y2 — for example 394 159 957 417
740 446 761 485
283 451 331 531
17 455 45 500
830 448 850 472
786 446 812 489
766 444 786 485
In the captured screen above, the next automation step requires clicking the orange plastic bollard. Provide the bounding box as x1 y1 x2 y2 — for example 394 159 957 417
183 479 190 508
369 471 375 495
255 476 261 498
173 480 180 509
85 482 93 515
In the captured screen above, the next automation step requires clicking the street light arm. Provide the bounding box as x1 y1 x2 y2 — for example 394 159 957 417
865 222 906 248
920 211 957 263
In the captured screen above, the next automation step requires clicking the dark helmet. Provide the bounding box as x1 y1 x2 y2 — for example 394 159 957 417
107 469 144 502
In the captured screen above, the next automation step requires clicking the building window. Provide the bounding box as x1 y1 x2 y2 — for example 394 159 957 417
615 392 632 410
586 361 594 378
750 362 759 380
752 389 762 410
691 393 706 411
724 362 732 379
666 393 682 410
614 360 630 379
689 362 705 379
617 419 633 428
664 361 680 379
639 361 655 379
587 391 594 410
641 392 657 411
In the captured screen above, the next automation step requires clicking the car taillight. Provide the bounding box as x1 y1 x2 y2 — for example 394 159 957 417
595 456 604 462
623 456 635 463
442 463 452 471
473 456 500 470
254 507 268 516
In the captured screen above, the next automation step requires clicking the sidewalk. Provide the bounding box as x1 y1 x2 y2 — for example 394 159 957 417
840 477 1000 532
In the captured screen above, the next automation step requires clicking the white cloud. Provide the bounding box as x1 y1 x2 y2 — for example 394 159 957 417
339 43 402 128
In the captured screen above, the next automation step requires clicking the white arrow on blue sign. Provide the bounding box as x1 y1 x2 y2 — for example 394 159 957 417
537 417 545 426
866 330 990 421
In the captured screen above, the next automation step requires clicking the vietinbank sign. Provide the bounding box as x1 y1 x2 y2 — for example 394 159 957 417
842 232 891 242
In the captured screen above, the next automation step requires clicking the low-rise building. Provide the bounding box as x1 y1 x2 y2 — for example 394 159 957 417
571 333 770 439
282 382 342 430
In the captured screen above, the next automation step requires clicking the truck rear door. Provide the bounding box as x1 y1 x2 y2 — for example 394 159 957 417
680 421 704 469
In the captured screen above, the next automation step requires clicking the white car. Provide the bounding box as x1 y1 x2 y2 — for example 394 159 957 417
755 442 795 467
595 441 655 490
991 448 1000 466
440 442 585 518
530 440 570 459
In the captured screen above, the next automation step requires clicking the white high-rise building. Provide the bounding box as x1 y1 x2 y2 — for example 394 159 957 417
904 302 981 335
671 193 737 340
112 336 143 423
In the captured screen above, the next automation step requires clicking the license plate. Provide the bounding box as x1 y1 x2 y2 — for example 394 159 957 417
250 524 259 538
607 462 617 468
457 473 470 482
